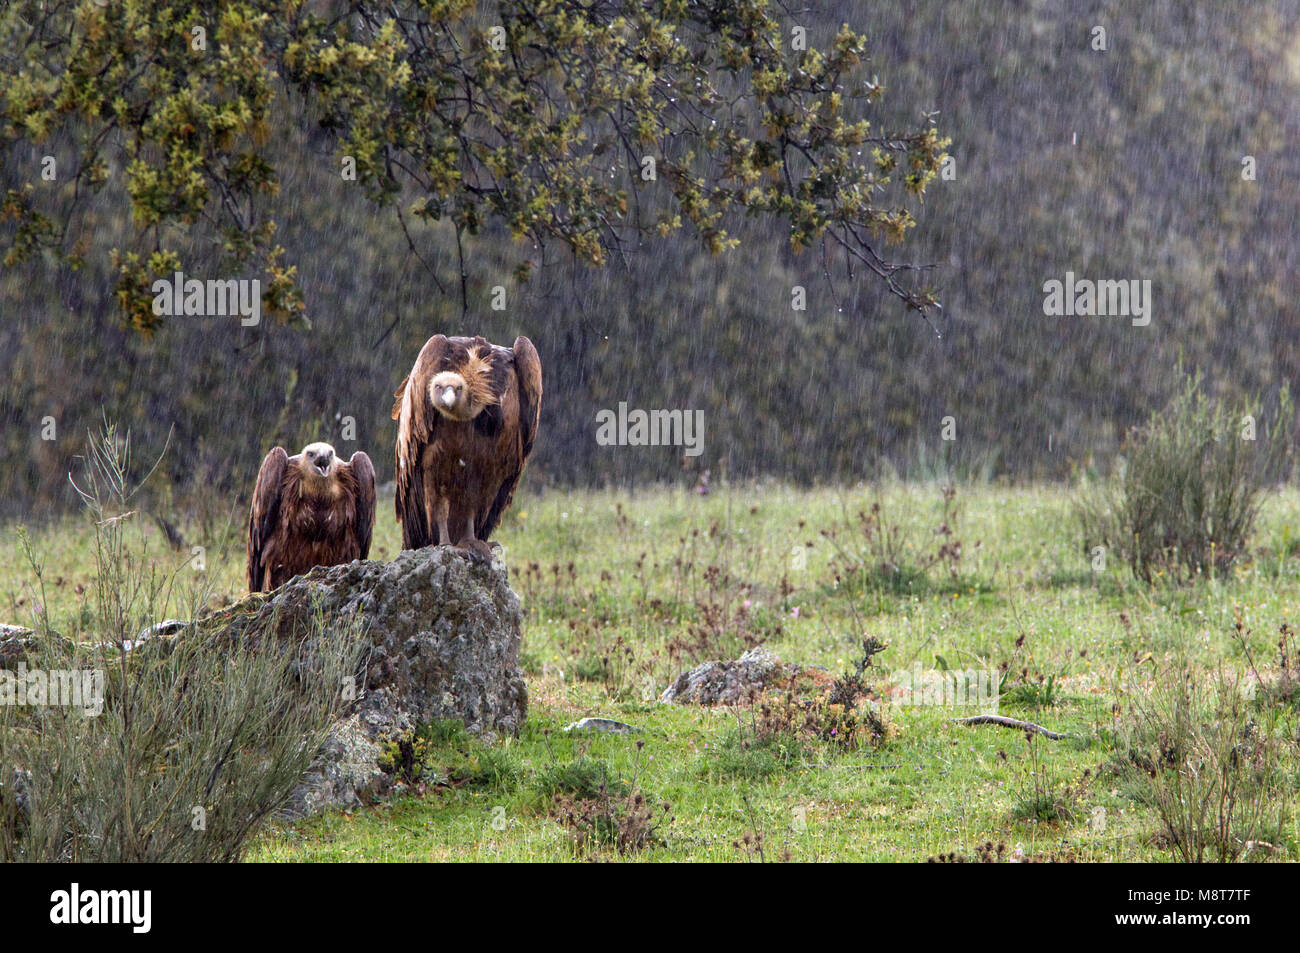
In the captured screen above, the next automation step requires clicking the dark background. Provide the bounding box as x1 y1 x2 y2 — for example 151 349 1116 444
4 0 1299 516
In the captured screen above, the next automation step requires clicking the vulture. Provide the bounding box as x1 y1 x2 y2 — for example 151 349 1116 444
392 334 542 558
246 442 376 592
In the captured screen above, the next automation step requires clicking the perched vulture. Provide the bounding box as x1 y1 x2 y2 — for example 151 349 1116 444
392 334 542 558
246 442 376 592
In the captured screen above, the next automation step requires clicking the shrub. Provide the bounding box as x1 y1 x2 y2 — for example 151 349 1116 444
1009 738 1089 826
545 740 669 856
928 841 1078 863
458 746 523 793
0 424 362 862
705 725 807 780
1111 664 1295 862
552 791 671 856
1078 372 1292 583
379 730 439 786
533 756 629 802
380 720 520 791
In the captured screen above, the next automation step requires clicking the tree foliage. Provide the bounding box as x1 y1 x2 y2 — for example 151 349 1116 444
1 0 947 332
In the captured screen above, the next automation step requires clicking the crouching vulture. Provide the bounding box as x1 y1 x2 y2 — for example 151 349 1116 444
246 442 376 592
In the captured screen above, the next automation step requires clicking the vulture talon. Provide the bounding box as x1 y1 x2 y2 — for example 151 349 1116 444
456 538 495 563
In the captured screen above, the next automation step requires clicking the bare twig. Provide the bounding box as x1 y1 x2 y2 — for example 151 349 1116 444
955 715 1067 741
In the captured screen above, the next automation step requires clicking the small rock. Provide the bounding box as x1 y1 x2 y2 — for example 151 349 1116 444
0 625 38 669
563 717 639 734
135 619 189 641
1 768 31 826
98 619 191 654
661 646 811 705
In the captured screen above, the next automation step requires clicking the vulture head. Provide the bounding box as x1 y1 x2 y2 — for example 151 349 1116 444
299 441 338 484
428 371 474 420
427 347 498 422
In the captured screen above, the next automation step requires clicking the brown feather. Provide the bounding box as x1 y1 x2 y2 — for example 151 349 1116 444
391 377 409 420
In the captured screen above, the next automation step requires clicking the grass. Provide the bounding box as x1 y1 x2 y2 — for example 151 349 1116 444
5 479 1300 862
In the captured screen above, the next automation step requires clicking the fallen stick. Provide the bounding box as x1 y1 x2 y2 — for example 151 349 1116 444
954 715 1066 740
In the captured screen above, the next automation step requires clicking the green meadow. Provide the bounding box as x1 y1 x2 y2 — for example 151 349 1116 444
5 481 1298 862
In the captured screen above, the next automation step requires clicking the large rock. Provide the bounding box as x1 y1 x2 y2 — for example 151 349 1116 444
206 546 528 816
1 547 527 820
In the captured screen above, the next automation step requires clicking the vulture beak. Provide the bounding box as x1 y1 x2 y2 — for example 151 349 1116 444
441 388 457 408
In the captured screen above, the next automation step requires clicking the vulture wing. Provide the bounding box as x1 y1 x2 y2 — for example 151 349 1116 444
393 333 452 548
247 446 290 591
349 450 377 558
478 335 543 539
